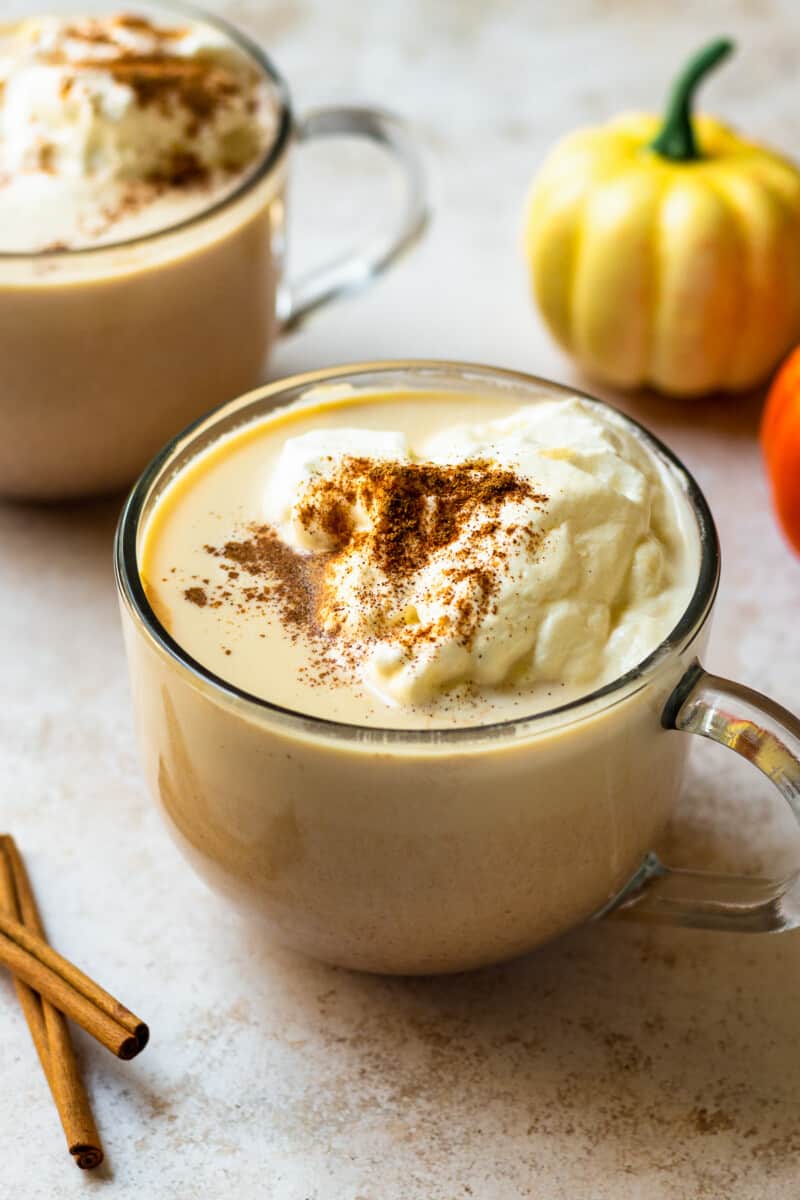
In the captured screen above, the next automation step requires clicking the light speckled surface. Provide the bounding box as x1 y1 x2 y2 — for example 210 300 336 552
2 1 800 1195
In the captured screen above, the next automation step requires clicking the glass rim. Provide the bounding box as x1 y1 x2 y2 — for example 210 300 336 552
0 0 293 261
114 360 721 745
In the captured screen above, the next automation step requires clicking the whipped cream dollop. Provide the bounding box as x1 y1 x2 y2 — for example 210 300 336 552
0 13 274 248
264 398 689 707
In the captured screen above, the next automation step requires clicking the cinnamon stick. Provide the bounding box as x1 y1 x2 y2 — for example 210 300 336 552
0 907 146 1060
0 838 103 1170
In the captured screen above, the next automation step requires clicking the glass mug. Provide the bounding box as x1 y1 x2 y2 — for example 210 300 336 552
115 362 800 975
0 0 427 500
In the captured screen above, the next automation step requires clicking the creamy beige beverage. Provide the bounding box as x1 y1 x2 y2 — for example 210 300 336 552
142 388 698 729
121 367 800 971
0 10 427 500
119 367 719 973
0 6 285 499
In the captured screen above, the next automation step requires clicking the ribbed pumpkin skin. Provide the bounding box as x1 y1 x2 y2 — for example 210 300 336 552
524 114 800 397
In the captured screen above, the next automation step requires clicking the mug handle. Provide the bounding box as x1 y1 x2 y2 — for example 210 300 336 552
606 660 800 931
277 106 429 333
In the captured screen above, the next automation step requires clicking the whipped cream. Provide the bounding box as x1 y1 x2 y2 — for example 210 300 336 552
264 397 689 706
267 428 410 551
0 13 275 249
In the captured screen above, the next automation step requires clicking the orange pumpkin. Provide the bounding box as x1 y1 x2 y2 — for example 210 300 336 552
762 348 800 555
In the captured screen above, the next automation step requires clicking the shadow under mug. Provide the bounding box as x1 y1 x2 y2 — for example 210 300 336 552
115 361 800 975
0 0 428 500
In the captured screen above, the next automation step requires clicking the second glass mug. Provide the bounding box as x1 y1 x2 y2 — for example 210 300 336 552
115 362 800 975
0 0 428 500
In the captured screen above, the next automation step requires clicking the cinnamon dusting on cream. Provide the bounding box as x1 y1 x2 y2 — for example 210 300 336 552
187 455 548 694
295 456 544 578
0 11 276 248
15 14 260 187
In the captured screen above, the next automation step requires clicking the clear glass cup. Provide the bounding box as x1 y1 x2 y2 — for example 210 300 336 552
0 1 428 499
115 361 800 974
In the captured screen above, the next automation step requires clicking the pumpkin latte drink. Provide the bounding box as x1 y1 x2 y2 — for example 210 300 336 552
0 8 428 498
0 7 281 498
118 363 729 974
119 365 800 970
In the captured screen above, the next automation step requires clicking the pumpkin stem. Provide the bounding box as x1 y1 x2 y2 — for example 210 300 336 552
649 38 734 162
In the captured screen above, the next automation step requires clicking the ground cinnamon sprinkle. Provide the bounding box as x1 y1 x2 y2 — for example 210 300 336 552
206 527 327 632
296 456 545 578
100 57 239 125
39 15 257 187
183 586 208 607
186 455 548 689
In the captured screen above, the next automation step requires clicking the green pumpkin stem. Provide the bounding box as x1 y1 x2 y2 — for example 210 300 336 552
649 38 734 162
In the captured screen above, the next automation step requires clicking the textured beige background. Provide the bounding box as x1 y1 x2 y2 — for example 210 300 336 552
2 1 800 1196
